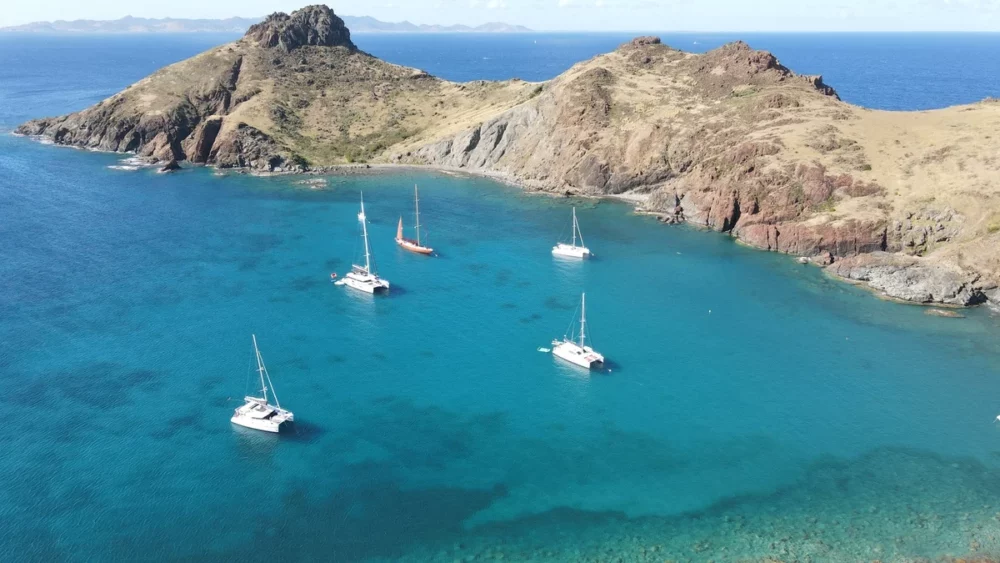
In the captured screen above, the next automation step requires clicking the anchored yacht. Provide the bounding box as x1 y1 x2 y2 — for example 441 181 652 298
552 207 591 259
551 293 605 370
396 184 434 255
336 193 390 294
231 335 294 433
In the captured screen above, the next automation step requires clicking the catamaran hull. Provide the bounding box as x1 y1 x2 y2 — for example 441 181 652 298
342 276 390 294
553 350 602 369
231 414 283 433
552 343 604 370
552 244 591 259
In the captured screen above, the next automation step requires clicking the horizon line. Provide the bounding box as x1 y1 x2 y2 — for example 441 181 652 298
3 28 1000 34
3 13 1000 34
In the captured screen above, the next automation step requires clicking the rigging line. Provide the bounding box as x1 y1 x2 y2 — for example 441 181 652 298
557 216 572 245
563 303 580 340
353 214 365 268
245 354 254 397
262 354 280 408
575 209 586 248
358 203 379 274
585 312 596 347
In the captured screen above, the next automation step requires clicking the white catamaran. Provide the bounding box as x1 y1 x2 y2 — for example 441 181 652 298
552 207 592 259
337 192 391 294
551 293 605 370
231 335 294 433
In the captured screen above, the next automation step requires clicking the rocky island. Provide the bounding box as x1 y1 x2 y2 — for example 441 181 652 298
16 4 1000 307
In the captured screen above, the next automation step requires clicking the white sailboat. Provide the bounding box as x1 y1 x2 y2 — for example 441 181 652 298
551 292 605 370
552 207 592 258
337 192 390 294
231 335 294 433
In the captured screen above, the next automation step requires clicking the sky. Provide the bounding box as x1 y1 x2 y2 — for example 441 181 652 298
3 0 1000 31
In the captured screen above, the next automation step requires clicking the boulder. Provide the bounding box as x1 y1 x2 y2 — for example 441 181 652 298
811 251 834 266
158 159 181 173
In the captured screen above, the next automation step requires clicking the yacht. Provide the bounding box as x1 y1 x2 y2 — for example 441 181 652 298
396 184 434 255
336 192 391 294
552 293 605 370
552 207 591 258
231 335 294 433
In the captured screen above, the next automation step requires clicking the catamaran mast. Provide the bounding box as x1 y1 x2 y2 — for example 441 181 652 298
252 334 269 403
579 293 586 347
414 185 422 246
252 334 281 408
360 193 372 273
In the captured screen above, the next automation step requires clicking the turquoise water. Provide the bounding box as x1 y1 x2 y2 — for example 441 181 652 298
4 138 1000 561
5 33 1000 562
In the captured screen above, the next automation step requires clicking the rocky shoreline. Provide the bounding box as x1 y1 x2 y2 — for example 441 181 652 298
57 143 990 310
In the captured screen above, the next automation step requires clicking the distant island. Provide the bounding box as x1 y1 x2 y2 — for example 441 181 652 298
0 14 532 34
16 5 1000 309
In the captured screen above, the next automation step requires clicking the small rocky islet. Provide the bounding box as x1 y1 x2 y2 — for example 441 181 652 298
15 3 1000 309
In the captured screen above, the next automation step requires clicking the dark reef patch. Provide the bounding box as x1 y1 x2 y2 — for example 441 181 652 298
544 296 574 310
289 275 321 292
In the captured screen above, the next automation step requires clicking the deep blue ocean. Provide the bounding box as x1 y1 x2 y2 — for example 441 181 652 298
3 32 1000 562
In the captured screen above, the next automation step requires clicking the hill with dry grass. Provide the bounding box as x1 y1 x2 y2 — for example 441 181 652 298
17 5 1000 307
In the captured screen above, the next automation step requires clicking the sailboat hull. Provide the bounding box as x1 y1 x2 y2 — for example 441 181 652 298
230 398 293 433
231 414 283 433
552 341 604 369
396 237 434 255
552 243 591 259
342 271 390 294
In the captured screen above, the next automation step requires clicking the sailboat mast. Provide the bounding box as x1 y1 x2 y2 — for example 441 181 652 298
252 334 268 403
414 185 421 246
360 193 372 273
571 207 577 247
579 293 586 347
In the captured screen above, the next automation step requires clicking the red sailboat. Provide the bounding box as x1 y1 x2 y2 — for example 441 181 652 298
396 185 434 255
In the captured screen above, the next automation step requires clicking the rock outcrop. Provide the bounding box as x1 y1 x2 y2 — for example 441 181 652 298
16 6 1000 307
827 253 988 306
243 5 355 51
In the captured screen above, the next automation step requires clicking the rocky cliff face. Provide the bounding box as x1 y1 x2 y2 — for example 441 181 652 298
16 6 1000 306
399 39 886 260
